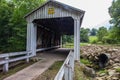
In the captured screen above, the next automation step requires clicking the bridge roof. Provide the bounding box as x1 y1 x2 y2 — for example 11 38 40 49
24 0 85 18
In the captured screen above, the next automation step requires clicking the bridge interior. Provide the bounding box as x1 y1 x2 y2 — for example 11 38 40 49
33 17 74 49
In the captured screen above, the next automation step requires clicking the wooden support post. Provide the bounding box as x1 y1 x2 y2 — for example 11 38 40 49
26 22 31 53
76 20 80 61
74 19 77 60
3 56 9 72
74 19 80 61
60 35 62 48
26 22 37 58
33 24 37 56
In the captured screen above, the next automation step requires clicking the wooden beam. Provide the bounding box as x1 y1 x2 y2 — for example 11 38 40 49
76 20 80 61
60 35 62 48
74 19 77 60
26 22 37 57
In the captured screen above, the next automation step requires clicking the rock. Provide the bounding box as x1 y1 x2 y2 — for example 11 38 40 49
109 60 114 65
99 73 106 77
113 66 120 69
112 77 119 80
114 58 119 63
114 73 120 78
84 66 96 77
80 45 120 79
95 77 103 80
80 63 96 78
30 57 41 62
108 70 116 76
113 63 120 67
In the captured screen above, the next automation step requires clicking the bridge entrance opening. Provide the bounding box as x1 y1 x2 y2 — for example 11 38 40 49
33 17 74 49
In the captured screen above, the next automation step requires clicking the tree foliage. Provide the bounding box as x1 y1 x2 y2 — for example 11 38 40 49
62 35 73 44
90 28 97 36
97 27 108 42
0 0 45 52
109 0 120 42
80 28 89 42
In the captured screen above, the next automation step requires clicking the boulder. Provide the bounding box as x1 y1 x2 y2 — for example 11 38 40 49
80 63 96 78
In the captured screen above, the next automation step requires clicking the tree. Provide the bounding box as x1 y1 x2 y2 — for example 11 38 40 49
0 0 45 52
62 35 73 44
80 28 89 42
90 28 97 36
109 0 120 42
8 0 44 52
97 27 108 41
0 0 14 52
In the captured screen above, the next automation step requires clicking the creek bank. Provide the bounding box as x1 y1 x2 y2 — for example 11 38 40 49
80 45 120 80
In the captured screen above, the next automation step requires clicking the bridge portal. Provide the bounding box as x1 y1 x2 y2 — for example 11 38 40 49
24 0 85 60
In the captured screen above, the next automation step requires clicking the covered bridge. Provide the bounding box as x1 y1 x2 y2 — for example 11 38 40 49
24 0 85 60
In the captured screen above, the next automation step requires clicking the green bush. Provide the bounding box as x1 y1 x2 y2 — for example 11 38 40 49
91 40 97 44
102 36 118 44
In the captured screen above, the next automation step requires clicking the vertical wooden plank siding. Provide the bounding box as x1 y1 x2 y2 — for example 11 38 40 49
26 4 81 23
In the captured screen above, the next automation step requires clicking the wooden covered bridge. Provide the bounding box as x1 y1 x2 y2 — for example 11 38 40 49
0 0 85 80
25 0 85 61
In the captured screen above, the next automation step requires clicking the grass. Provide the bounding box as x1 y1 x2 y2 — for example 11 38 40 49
63 43 74 48
116 67 120 72
35 61 63 80
89 36 97 43
0 61 35 80
97 69 108 74
63 42 89 48
80 58 92 66
74 62 92 80
80 43 89 46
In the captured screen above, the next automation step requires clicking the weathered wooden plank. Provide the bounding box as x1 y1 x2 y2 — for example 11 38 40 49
9 56 29 63
0 51 29 58
36 46 59 52
0 60 6 65
0 54 8 58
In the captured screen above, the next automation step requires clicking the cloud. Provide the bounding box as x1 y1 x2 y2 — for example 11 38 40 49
56 0 112 28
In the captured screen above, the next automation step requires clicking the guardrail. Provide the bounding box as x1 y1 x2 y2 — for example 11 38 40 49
54 50 74 80
0 46 60 72
0 51 32 72
36 46 60 52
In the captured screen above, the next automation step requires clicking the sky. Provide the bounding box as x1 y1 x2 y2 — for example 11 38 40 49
56 0 113 29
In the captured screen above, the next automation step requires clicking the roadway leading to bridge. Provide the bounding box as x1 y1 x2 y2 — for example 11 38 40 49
4 48 71 80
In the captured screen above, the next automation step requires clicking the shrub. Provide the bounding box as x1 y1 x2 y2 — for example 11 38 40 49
102 36 118 44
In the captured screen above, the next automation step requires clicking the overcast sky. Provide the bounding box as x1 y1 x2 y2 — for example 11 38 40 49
56 0 113 29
